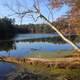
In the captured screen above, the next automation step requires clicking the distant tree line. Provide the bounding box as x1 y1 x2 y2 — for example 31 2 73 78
17 24 56 33
0 17 80 40
54 19 80 35
0 17 30 39
0 17 16 39
16 23 80 35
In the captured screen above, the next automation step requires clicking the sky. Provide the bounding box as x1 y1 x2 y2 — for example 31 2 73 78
0 0 69 24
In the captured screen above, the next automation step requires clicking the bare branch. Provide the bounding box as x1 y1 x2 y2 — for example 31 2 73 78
3 0 80 52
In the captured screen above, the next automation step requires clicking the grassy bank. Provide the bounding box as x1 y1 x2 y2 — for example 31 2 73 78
6 63 80 80
4 50 80 80
26 50 75 58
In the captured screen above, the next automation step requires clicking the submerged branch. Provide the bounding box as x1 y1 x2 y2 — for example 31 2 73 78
39 13 80 52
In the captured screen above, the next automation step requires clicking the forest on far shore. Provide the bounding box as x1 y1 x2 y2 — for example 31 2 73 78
0 17 80 39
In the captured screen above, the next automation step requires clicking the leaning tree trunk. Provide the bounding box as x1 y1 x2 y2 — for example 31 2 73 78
39 14 80 52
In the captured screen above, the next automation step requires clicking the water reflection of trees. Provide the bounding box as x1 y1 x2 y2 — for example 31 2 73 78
16 35 80 44
0 35 79 51
0 41 16 51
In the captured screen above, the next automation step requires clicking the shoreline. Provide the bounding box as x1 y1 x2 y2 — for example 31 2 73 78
0 56 80 68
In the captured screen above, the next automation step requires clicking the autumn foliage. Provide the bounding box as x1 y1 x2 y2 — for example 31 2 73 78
49 0 80 25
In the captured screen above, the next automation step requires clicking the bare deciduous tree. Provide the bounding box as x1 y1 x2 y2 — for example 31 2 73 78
5 0 80 52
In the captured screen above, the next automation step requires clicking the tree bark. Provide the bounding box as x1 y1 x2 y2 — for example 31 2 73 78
39 14 80 52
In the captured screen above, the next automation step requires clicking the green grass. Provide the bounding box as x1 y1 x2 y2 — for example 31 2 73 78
26 50 75 59
6 50 80 80
18 62 80 80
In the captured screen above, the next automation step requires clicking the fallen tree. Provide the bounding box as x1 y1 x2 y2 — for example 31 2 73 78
4 0 80 52
0 56 80 68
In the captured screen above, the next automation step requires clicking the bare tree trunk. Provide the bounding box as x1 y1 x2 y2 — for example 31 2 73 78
6 0 80 52
39 14 80 52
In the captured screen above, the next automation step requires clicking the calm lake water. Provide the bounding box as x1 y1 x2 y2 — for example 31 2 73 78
0 33 80 77
0 33 80 57
0 62 17 79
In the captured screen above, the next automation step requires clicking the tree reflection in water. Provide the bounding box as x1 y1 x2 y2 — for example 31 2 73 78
0 34 79 56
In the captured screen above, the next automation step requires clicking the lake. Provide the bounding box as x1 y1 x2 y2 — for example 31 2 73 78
0 33 80 57
0 33 80 78
0 62 17 80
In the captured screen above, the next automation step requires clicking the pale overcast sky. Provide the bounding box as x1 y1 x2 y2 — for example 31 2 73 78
0 0 69 24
